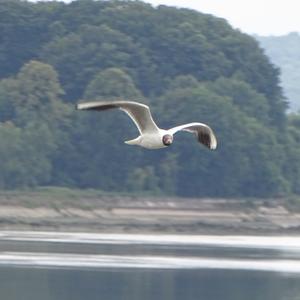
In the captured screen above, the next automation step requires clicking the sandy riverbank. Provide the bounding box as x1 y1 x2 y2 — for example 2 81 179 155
0 191 300 234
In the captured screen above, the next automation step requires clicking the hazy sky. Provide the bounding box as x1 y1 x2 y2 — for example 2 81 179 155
37 0 300 36
142 0 300 35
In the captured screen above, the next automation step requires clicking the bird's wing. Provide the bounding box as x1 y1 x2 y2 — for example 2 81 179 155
169 122 217 150
76 101 160 134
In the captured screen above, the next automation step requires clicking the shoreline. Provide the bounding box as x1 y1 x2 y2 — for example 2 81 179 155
0 192 300 235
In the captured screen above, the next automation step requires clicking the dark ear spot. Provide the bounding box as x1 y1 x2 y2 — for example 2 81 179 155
162 134 173 146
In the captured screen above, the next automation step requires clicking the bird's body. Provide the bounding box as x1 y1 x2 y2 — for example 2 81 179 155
76 100 217 150
125 129 170 149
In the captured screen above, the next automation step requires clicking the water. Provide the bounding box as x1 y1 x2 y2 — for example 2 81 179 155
1 232 300 300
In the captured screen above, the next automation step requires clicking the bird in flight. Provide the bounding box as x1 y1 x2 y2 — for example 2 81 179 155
76 100 217 150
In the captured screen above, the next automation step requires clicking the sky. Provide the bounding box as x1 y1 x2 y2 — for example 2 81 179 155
36 0 300 36
142 0 300 36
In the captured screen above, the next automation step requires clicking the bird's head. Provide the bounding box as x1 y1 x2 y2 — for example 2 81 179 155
162 134 173 146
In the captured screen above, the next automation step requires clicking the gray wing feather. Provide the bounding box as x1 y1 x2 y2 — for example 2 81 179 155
77 101 160 134
169 122 217 150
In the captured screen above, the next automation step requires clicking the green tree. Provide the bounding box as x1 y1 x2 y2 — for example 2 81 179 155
157 153 179 195
40 24 146 100
0 0 293 198
283 114 300 194
0 0 61 78
0 60 71 188
208 77 270 124
13 60 67 126
0 78 18 122
0 122 26 188
157 81 288 197
64 68 145 190
0 122 55 188
126 166 160 193
84 68 143 100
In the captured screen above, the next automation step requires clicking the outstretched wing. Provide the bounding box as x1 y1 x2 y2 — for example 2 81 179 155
169 122 217 150
76 101 160 134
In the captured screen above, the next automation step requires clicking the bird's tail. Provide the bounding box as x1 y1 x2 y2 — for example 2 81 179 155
124 136 141 146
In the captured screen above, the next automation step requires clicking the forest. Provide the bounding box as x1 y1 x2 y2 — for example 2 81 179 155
0 0 300 198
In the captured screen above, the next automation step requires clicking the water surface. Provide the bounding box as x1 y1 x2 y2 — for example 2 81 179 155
1 231 300 300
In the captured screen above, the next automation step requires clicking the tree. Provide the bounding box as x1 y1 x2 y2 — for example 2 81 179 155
63 68 146 190
0 0 61 78
126 166 160 193
283 114 300 194
0 78 18 122
13 60 67 126
0 122 55 188
0 60 71 188
208 77 270 125
84 67 143 100
0 122 26 188
0 0 293 198
40 24 145 100
157 80 288 197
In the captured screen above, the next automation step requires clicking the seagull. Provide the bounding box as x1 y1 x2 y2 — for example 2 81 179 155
76 100 217 150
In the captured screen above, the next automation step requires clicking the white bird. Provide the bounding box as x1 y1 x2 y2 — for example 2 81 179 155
76 100 217 150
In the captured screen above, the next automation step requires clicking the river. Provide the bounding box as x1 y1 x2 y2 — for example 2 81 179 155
1 231 300 300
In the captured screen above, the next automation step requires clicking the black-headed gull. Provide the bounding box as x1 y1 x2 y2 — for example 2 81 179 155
76 101 217 150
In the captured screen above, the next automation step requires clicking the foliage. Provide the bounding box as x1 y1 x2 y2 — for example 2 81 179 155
0 0 298 198
0 60 71 188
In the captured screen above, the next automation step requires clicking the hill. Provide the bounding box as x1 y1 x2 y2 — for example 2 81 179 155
255 32 300 112
0 0 299 198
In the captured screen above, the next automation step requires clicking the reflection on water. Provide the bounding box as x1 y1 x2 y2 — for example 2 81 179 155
1 231 300 300
2 252 300 273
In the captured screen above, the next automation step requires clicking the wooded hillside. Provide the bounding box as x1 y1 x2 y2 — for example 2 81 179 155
0 0 299 198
